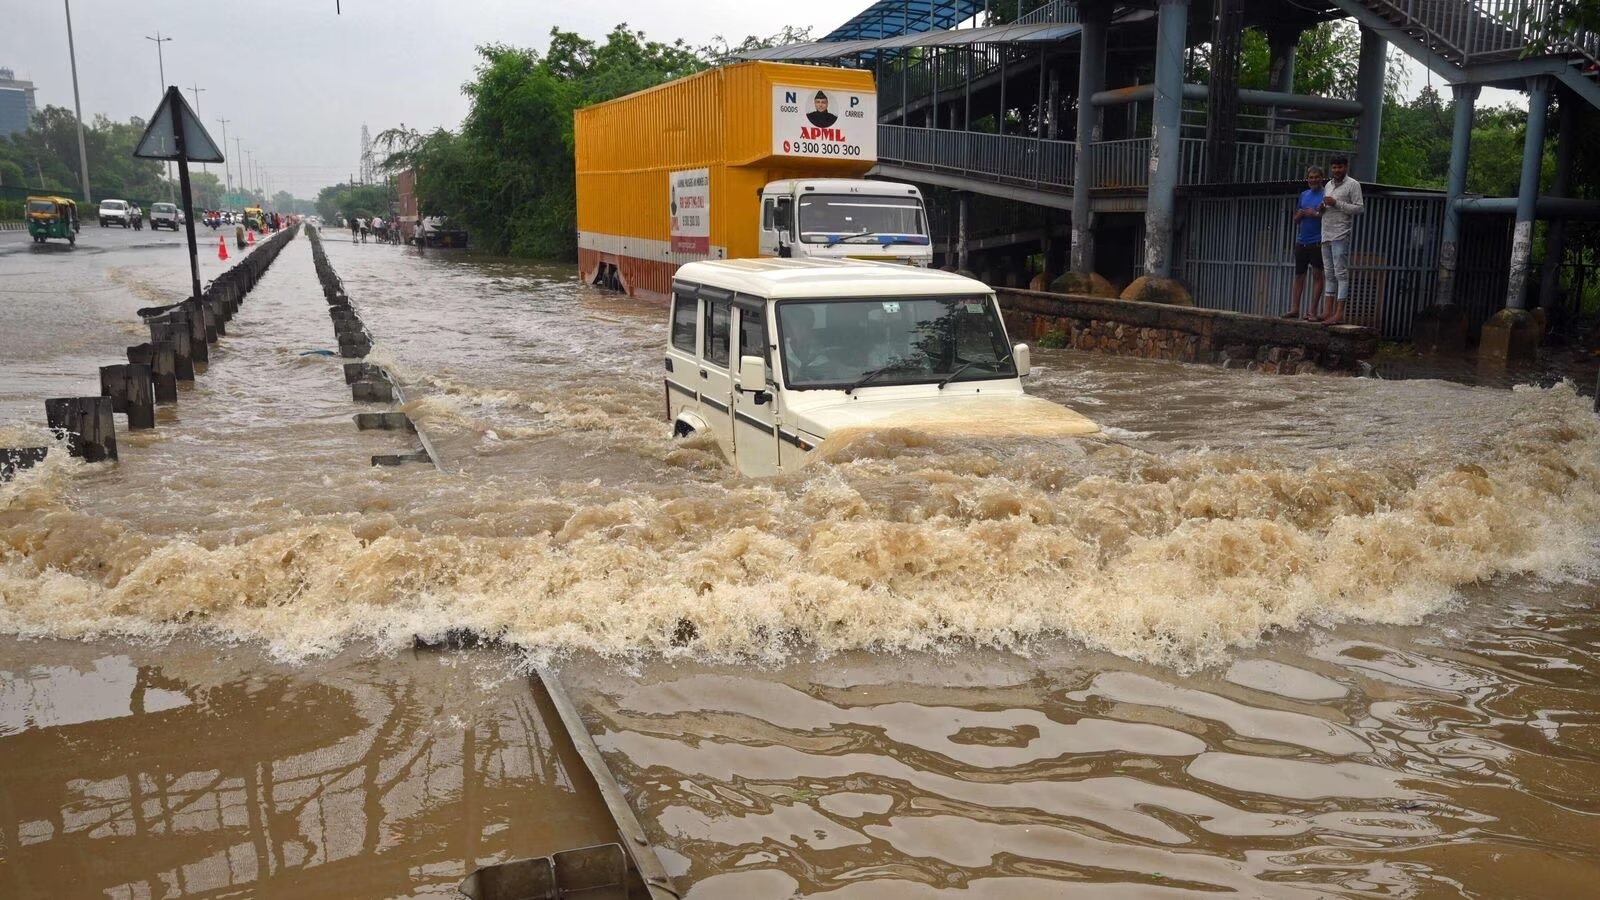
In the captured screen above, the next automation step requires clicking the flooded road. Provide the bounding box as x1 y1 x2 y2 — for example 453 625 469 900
2 226 1598 896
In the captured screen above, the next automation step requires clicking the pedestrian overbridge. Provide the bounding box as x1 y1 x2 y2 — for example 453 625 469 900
738 0 1593 354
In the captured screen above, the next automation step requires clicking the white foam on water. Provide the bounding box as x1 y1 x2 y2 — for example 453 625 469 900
2 376 1597 671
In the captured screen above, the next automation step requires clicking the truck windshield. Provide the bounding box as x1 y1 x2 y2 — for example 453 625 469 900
776 296 1015 390
797 195 927 245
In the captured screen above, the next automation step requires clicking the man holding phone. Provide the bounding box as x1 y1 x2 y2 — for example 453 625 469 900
1318 156 1364 325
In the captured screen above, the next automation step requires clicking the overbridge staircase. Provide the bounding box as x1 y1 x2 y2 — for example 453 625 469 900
1329 0 1600 109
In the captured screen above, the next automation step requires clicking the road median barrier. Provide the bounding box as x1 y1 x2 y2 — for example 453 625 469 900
18 225 301 472
307 225 439 468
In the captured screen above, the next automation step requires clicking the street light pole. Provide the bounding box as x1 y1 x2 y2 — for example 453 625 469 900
145 31 173 200
186 83 206 179
215 116 231 194
63 0 91 202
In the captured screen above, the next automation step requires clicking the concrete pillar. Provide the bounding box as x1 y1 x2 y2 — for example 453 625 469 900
1070 1 1110 274
1353 27 1386 183
1507 77 1551 310
1143 0 1189 278
1538 93 1576 313
1433 84 1478 307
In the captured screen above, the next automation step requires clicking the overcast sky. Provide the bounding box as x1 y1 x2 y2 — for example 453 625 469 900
3 1 866 197
3 3 1522 199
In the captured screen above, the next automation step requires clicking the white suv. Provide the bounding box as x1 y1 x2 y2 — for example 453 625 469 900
150 202 180 231
99 199 131 228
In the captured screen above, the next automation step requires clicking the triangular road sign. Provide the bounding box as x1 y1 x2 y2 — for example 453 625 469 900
134 86 225 162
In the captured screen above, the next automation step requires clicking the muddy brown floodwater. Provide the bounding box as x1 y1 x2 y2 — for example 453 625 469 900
2 226 1598 897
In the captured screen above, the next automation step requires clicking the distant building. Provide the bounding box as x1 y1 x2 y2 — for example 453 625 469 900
0 67 38 137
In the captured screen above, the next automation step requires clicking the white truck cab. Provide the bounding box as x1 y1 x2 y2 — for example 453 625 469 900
758 179 932 267
664 258 1098 477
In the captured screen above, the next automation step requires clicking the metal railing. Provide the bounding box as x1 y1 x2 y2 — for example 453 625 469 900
882 126 1353 191
1364 0 1599 66
877 44 1021 118
1016 0 1079 25
1087 138 1347 188
879 124 1074 188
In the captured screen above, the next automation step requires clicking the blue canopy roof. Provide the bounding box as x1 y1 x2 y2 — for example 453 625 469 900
822 0 989 42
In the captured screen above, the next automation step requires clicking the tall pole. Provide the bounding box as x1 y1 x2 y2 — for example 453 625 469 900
186 83 207 178
1143 0 1189 279
215 116 231 194
244 149 253 196
233 136 244 201
63 0 91 202
1506 77 1551 311
164 86 203 303
146 31 173 200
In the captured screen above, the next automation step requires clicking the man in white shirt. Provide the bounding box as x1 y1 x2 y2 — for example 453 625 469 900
1318 155 1364 325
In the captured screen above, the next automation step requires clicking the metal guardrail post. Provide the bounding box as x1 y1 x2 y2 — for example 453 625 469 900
535 668 679 900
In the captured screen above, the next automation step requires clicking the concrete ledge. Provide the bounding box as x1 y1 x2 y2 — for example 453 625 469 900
997 288 1378 374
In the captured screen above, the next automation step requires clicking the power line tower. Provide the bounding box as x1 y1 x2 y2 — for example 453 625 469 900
359 124 374 184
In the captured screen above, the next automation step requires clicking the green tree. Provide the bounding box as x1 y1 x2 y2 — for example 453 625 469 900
354 23 823 259
0 106 168 200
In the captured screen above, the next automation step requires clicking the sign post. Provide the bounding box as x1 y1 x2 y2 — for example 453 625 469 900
133 86 226 303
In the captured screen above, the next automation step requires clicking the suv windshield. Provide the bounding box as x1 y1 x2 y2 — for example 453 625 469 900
152 204 175 213
797 194 927 245
776 296 1015 390
102 201 126 210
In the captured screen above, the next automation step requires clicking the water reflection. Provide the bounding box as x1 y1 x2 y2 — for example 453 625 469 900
0 639 616 899
564 590 1600 897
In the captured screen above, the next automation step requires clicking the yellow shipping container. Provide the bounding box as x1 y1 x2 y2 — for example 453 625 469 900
576 61 877 301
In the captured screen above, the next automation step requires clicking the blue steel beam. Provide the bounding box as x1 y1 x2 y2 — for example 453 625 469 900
1071 1 1110 274
1353 27 1386 182
1143 0 1187 278
1506 77 1551 310
1433 84 1477 307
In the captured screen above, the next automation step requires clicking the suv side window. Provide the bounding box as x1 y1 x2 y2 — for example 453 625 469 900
703 299 731 367
738 306 768 368
670 292 697 352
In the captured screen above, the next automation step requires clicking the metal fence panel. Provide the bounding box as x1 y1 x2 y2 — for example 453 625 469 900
1182 192 1445 340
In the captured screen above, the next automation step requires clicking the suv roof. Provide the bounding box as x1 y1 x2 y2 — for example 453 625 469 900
674 258 983 300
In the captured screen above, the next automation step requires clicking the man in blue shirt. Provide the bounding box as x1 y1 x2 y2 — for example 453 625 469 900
1284 166 1325 319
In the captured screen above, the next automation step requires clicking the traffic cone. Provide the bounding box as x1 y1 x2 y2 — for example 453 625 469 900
218 236 228 261
247 228 255 245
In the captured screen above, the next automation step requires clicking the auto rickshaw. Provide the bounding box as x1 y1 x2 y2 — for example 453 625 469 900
26 196 79 246
244 206 264 232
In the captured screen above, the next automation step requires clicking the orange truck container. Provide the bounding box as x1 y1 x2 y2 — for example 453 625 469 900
575 61 884 301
